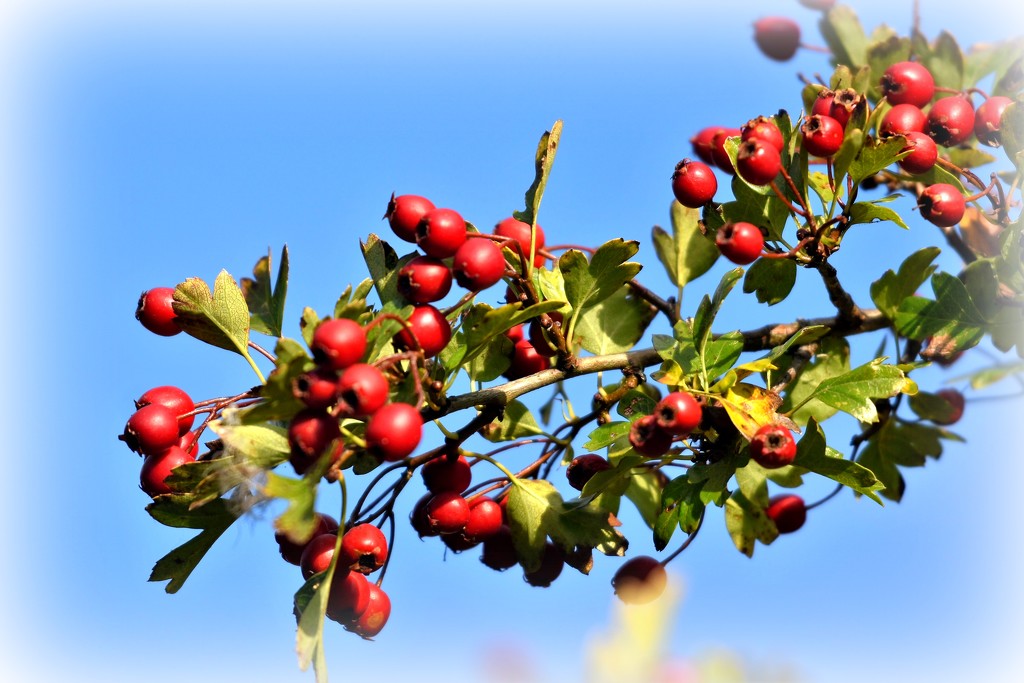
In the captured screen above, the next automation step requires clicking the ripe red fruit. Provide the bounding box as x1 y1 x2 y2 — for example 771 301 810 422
736 138 782 186
293 367 340 411
135 287 181 337
671 159 718 207
898 131 939 175
611 555 668 604
654 391 702 436
300 532 338 579
766 494 807 534
741 116 784 152
462 497 504 542
395 304 452 358
801 114 845 157
710 128 741 173
715 222 764 265
494 216 546 264
424 491 471 534
136 386 195 436
311 318 367 370
629 415 674 457
690 126 727 164
339 524 389 574
566 454 612 491
523 542 565 587
365 402 423 461
749 424 797 469
503 338 551 380
452 238 507 291
918 183 966 228
326 571 371 624
826 88 862 129
974 95 1013 147
275 513 339 565
123 403 181 456
811 88 836 120
397 256 453 304
505 322 525 344
287 409 341 474
139 445 196 497
416 207 467 258
336 363 389 417
528 311 564 358
753 17 801 61
481 525 519 571
880 61 935 108
410 493 440 538
347 583 391 638
422 454 472 494
879 103 927 137
933 388 965 425
385 193 435 243
926 96 976 147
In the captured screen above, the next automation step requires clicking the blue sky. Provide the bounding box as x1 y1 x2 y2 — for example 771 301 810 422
2 1 1023 682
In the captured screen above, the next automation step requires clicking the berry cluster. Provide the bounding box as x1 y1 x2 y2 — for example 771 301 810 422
120 383 199 496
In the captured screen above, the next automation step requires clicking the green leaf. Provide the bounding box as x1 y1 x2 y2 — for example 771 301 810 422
849 200 910 230
894 272 987 352
800 357 917 423
513 120 563 230
459 300 563 367
832 128 865 191
147 496 237 593
849 135 909 184
923 31 965 91
239 337 311 423
462 332 513 382
870 246 942 319
725 489 777 557
819 5 869 68
951 361 1024 390
1000 101 1024 172
360 234 414 307
241 246 290 337
793 419 884 503
560 239 643 312
483 400 546 443
583 421 632 452
652 202 720 288
575 286 657 355
857 419 947 501
653 475 706 550
742 258 796 305
173 270 252 355
294 572 330 680
693 268 744 352
624 470 663 529
777 337 851 426
908 391 962 424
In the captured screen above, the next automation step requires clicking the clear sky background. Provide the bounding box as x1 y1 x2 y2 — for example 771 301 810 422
1 1 1023 682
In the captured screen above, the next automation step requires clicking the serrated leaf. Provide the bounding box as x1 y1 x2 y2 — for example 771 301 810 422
849 135 909 184
718 383 790 440
560 239 642 312
742 258 797 305
849 201 910 230
924 31 965 91
483 400 546 443
459 300 564 367
147 495 237 593
870 246 942 319
777 336 851 426
583 421 632 452
819 5 869 68
894 272 987 352
173 270 252 355
241 246 289 337
624 470 663 529
513 120 562 230
800 357 917 423
652 202 720 288
654 475 706 550
575 286 657 355
724 489 777 557
794 419 884 503
360 234 414 307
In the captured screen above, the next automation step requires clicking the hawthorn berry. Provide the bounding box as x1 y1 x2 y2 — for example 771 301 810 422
801 114 844 157
741 115 784 152
123 403 181 456
690 126 727 165
287 409 341 474
339 523 388 574
654 391 702 436
365 402 422 461
735 138 782 186
494 216 546 265
671 159 718 207
422 454 472 494
293 367 340 411
300 532 338 579
139 445 196 497
178 431 200 458
918 183 966 228
898 132 939 175
416 207 467 258
452 238 507 291
336 363 389 417
611 555 668 605
503 337 551 380
311 318 367 370
462 497 504 543
566 454 612 491
481 525 519 571
715 221 764 265
811 88 836 120
826 88 862 129
275 513 339 565
424 491 471 534
766 494 807 534
385 193 435 243
629 415 673 457
523 542 565 587
880 61 935 108
395 304 452 358
325 571 372 625
753 17 801 62
136 385 195 436
135 287 181 337
933 388 965 425
410 494 440 538
879 103 927 137
710 128 741 173
749 424 797 469
347 583 391 638
528 311 564 358
397 256 453 304
926 95 976 147
974 96 1013 147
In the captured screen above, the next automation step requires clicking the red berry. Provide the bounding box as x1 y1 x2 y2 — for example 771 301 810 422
879 103 927 137
741 116 784 152
395 304 452 358
311 318 367 370
397 256 453 304
123 403 181 455
918 183 966 228
974 95 1013 147
811 89 836 120
690 126 727 164
505 323 525 344
365 402 422 461
135 386 195 436
933 388 965 425
300 532 338 579
452 238 507 291
275 513 339 566
654 391 702 436
749 424 797 469
826 88 862 129
135 287 181 337
287 409 341 474
801 114 844 157
494 216 546 265
339 524 388 574
715 221 764 265
710 128 741 173
926 96 976 147
736 138 782 186
503 338 551 380
766 494 807 533
527 311 564 358
347 583 391 638
422 454 472 494
523 542 565 587
481 525 519 571
292 367 340 411
880 61 935 108
385 193 435 243
410 493 440 538
671 159 718 207
753 17 801 61
178 431 200 458
462 497 504 542
424 491 471 534
416 208 467 258
336 363 389 417
898 131 938 175
611 555 668 604
325 571 371 624
139 445 196 497
566 454 612 491
629 415 674 457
